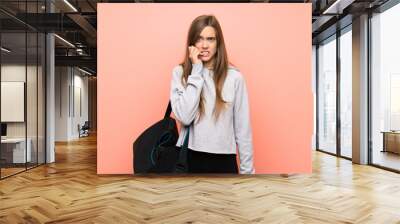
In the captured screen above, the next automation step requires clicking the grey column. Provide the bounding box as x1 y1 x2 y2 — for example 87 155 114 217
352 14 369 164
46 1 55 163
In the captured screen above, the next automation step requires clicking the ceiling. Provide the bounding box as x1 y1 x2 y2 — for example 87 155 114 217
0 0 392 75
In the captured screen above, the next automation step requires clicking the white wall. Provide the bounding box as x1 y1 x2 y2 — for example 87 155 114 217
72 73 89 138
1 65 40 137
55 67 89 141
1 65 26 134
55 67 70 141
1 64 46 164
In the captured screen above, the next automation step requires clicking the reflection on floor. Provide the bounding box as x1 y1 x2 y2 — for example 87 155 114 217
373 150 400 171
0 167 25 177
0 163 40 178
340 148 352 158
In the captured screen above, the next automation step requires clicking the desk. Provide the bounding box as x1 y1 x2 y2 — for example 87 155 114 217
381 131 400 154
1 138 32 163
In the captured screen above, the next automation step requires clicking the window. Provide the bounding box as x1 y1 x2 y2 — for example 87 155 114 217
371 2 400 171
339 27 352 158
317 35 337 154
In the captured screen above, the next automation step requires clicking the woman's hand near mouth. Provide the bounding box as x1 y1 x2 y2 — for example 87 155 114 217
189 46 202 64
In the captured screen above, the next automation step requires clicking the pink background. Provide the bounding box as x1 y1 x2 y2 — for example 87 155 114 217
97 3 312 174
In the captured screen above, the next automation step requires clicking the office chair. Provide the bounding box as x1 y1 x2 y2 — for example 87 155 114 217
79 121 90 138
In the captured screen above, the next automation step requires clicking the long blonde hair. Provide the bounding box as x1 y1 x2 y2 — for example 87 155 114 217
180 15 229 123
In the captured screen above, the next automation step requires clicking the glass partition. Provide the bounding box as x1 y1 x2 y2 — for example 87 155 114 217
0 1 46 179
1 30 28 177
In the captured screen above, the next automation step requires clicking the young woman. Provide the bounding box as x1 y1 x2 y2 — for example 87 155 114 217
170 15 254 174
